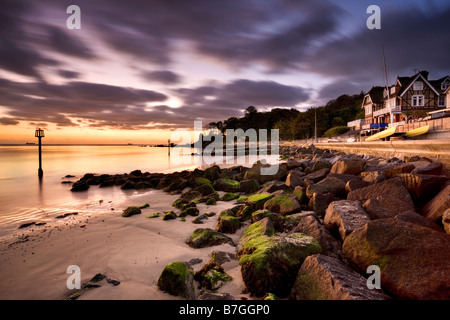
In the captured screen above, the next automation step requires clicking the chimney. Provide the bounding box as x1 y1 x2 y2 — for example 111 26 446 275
420 70 429 79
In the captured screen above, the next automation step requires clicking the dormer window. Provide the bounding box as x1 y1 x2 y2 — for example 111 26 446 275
413 81 423 91
442 81 450 91
390 87 395 94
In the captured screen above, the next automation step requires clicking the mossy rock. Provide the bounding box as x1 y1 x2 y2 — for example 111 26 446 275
122 206 142 217
179 207 199 217
157 261 195 300
216 211 241 234
163 211 177 220
220 192 240 202
293 186 306 203
180 201 197 211
194 261 233 290
172 198 188 209
204 212 216 217
206 197 217 205
237 193 274 210
213 178 240 193
240 218 275 244
263 195 301 216
237 233 322 297
147 212 160 219
263 293 278 300
186 228 235 248
195 177 213 187
138 203 150 209
236 205 253 222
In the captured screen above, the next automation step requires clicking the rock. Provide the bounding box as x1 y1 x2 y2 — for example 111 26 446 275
216 210 241 234
257 180 291 194
238 193 274 210
192 183 215 196
121 206 141 217
240 218 275 244
421 184 450 223
396 173 448 205
345 179 370 193
285 170 307 188
330 158 365 175
213 178 240 193
70 181 90 192
179 207 199 217
198 291 234 300
204 165 221 181
411 161 443 175
290 254 387 300
263 195 301 216
362 195 415 220
210 251 237 265
347 177 414 207
163 211 177 220
251 210 285 231
324 200 371 241
220 192 240 202
262 293 278 300
287 159 307 170
394 210 444 233
385 163 415 178
443 208 450 234
303 168 330 184
308 192 336 217
194 261 233 290
186 228 235 248
157 261 195 300
235 205 253 222
293 186 306 203
361 171 386 184
180 189 203 202
239 179 261 194
311 160 333 172
243 163 288 184
237 232 322 297
342 219 450 300
306 177 347 198
291 215 341 258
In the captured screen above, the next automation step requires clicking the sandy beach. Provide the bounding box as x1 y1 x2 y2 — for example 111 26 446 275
0 188 251 300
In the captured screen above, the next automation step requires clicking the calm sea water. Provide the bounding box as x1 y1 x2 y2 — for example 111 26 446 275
0 145 278 237
0 145 202 237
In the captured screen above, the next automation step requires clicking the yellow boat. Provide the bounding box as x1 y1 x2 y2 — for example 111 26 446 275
365 126 397 142
403 125 429 138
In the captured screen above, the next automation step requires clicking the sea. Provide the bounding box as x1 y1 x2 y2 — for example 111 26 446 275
0 144 277 238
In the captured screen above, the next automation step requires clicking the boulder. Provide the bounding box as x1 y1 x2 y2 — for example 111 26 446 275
394 211 444 233
385 163 415 178
411 161 443 175
345 179 370 193
347 177 414 207
291 214 341 258
180 189 203 202
285 170 307 188
186 228 235 248
198 291 234 300
263 195 301 216
243 163 288 184
306 177 347 198
157 261 195 300
290 254 388 300
216 210 241 234
342 219 450 300
421 184 450 223
311 160 333 172
396 173 448 205
330 158 365 175
220 192 240 202
121 206 142 217
237 233 322 297
162 211 177 221
443 208 450 235
303 168 330 184
361 171 386 184
308 192 336 217
192 183 215 196
235 205 253 222
213 178 240 193
204 165 221 181
238 193 274 210
179 207 199 217
324 200 371 241
239 179 261 194
257 180 291 194
240 217 275 244
71 180 90 192
194 261 232 291
362 195 415 220
293 186 306 203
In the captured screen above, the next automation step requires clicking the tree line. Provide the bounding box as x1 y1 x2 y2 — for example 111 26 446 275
208 92 364 140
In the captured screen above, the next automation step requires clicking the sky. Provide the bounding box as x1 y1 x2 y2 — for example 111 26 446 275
0 0 449 144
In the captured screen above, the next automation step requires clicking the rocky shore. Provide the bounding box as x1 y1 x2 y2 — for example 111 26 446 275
65 143 450 300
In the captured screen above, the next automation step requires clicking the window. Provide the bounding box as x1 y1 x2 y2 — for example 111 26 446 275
390 87 396 94
412 95 424 107
413 81 423 91
442 81 450 91
365 105 372 114
438 96 446 106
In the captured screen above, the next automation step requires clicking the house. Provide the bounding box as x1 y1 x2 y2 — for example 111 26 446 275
359 71 449 134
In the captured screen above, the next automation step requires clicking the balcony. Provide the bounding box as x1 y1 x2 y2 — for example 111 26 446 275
373 105 402 117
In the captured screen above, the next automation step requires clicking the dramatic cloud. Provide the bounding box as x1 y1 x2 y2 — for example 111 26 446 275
141 71 182 85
